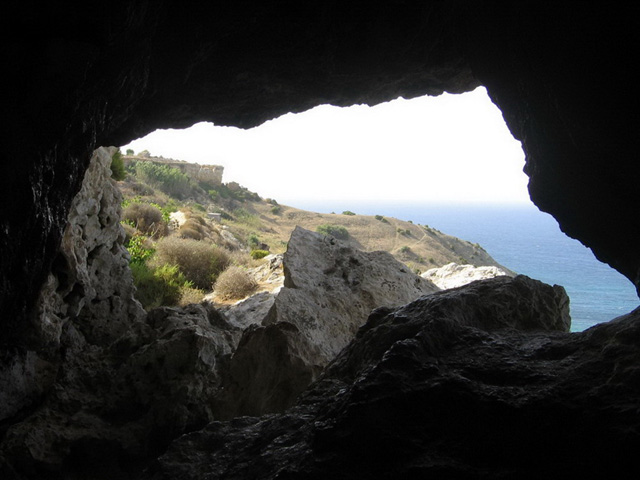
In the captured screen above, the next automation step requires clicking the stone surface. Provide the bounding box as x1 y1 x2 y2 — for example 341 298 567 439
422 262 513 289
217 228 439 418
145 276 633 480
266 226 439 360
2 3 640 479
32 146 144 348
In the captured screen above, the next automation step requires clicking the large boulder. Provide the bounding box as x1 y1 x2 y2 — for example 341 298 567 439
266 226 439 360
144 275 596 480
219 226 439 417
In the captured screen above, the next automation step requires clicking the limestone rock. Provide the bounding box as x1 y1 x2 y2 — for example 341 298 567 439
216 322 325 418
266 226 440 360
218 291 276 330
36 146 145 347
218 227 439 418
422 262 513 290
146 276 640 480
247 253 284 293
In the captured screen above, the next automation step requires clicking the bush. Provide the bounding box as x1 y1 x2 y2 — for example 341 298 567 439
153 237 231 289
250 249 270 260
316 224 349 240
375 215 389 224
342 210 356 216
270 205 282 215
130 262 189 309
179 218 206 240
247 233 261 249
126 233 155 264
178 226 204 240
122 202 167 237
134 161 192 198
179 286 205 306
213 266 258 300
110 150 126 181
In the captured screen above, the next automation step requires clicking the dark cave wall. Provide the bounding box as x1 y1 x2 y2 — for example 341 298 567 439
1 1 639 343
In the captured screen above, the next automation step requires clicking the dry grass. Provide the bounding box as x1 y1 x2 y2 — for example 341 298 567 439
122 202 168 237
213 266 258 300
153 236 231 289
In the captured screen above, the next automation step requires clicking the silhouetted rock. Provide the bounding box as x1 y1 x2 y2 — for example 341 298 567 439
144 275 605 480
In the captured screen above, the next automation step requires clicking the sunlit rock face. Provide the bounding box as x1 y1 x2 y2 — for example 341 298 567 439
1 2 640 479
422 262 513 290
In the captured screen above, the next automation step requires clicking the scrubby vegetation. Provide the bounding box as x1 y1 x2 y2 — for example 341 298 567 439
110 149 126 181
136 161 191 198
117 154 270 309
250 249 270 260
213 266 258 300
316 224 349 240
122 202 168 237
115 151 499 309
153 237 231 289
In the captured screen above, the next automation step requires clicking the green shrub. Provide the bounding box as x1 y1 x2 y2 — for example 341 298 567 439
270 205 282 215
153 237 231 289
130 262 189 309
375 215 389 224
400 245 411 254
110 150 126 181
316 224 349 240
126 234 155 264
122 202 167 237
247 233 261 249
342 210 356 216
133 161 192 198
250 249 270 260
213 266 258 300
126 149 135 155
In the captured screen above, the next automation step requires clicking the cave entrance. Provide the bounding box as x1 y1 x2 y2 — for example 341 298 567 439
118 87 638 332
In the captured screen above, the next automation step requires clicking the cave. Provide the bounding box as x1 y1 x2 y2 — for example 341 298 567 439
2 2 639 479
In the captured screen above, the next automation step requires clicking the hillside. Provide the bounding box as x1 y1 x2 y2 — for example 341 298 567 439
218 201 506 273
114 150 512 307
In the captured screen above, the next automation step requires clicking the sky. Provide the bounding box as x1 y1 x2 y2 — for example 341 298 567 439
120 86 530 209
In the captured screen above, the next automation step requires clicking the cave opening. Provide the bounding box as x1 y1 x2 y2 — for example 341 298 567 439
117 87 638 332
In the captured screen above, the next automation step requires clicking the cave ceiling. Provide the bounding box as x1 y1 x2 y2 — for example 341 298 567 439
1 1 639 335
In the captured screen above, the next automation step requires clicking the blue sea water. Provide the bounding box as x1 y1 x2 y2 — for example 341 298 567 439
295 201 639 332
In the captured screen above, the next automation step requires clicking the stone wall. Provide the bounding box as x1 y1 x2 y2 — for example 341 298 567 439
124 155 224 186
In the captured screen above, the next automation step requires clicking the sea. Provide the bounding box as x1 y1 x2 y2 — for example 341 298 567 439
294 201 639 332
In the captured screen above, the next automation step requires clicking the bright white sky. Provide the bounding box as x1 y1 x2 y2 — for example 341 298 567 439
120 86 529 208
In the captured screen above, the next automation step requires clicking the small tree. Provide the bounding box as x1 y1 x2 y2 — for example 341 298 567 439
316 224 349 240
110 150 126 181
